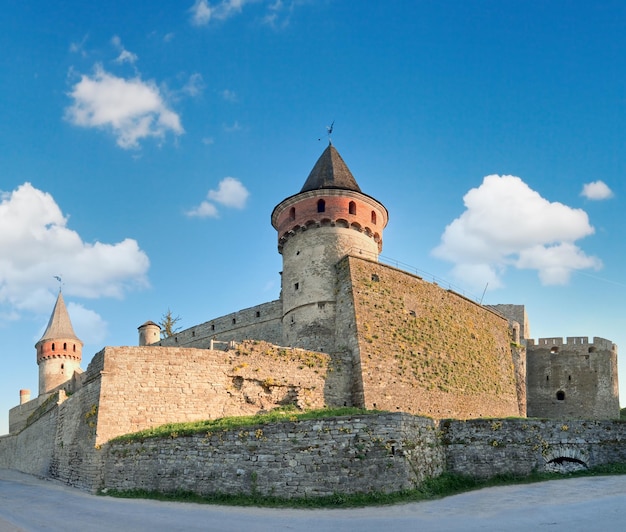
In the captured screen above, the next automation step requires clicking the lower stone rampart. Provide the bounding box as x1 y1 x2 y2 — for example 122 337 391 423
101 413 443 497
3 410 626 496
444 418 626 478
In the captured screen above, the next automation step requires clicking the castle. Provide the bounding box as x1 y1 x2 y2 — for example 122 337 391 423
0 143 621 495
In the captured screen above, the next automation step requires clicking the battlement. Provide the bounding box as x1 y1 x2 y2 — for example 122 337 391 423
527 336 616 352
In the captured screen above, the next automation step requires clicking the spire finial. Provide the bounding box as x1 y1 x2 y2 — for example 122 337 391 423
53 275 63 292
326 120 334 145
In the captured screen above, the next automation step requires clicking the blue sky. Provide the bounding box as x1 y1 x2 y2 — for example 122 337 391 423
2 1 625 434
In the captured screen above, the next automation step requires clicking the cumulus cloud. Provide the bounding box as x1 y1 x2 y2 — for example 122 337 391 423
0 183 150 317
186 177 249 218
432 175 601 288
190 0 248 25
65 65 183 149
581 180 613 200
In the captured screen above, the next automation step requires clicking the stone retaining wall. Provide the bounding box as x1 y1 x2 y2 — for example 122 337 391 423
101 413 444 498
444 418 626 478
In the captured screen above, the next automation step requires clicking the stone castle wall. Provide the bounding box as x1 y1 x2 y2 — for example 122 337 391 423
339 257 521 419
4 399 626 496
158 300 283 349
444 418 626 478
93 342 330 445
526 337 619 419
101 413 443 498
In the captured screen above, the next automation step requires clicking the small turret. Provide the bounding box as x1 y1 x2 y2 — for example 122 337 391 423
138 321 161 346
35 291 83 396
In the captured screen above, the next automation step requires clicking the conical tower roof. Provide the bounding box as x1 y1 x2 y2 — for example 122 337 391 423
37 291 81 345
299 143 362 193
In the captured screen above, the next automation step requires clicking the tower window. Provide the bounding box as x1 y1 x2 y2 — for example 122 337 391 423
211 324 215 331
232 318 236 325
556 390 565 401
371 211 377 224
349 201 356 215
317 199 325 213
294 282 299 290
256 311 261 317
63 343 67 350
550 346 559 354
289 207 295 220
73 344 76 352
52 343 55 351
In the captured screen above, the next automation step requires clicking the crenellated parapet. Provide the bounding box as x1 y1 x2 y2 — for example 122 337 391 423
527 336 616 353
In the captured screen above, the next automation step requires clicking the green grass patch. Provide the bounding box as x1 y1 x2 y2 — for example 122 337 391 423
100 463 626 508
110 406 383 443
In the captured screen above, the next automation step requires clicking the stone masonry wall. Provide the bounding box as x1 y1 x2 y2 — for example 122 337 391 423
94 342 330 445
0 406 58 477
526 337 619 420
444 418 626 478
158 300 283 349
341 257 520 419
101 413 444 498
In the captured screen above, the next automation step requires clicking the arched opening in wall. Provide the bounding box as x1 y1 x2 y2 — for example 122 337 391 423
350 222 362 232
589 346 596 353
73 344 76 352
556 390 565 401
546 375 549 381
63 343 67 350
371 210 377 224
550 346 559 354
211 324 215 331
320 218 332 226
349 201 356 215
232 318 236 325
289 207 295 221
317 199 326 213
256 311 260 318
336 218 349 228
61 364 64 370
52 343 55 351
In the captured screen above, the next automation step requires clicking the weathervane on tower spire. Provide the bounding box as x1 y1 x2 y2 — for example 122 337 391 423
53 275 63 292
318 120 335 144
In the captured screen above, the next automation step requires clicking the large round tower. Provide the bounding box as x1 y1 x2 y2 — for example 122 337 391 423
35 291 83 395
271 143 388 352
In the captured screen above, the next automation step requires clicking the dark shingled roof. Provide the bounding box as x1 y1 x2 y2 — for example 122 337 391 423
300 143 362 193
37 291 81 344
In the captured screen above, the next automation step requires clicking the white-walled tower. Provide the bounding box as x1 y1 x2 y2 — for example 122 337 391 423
35 291 83 395
271 143 388 352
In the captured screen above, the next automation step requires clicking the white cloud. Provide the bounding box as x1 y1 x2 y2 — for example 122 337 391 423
67 302 108 345
581 180 614 200
65 65 183 149
0 183 150 319
208 177 249 208
190 0 248 25
432 175 601 288
111 35 138 65
69 34 89 57
186 177 249 218
186 201 220 218
182 73 205 97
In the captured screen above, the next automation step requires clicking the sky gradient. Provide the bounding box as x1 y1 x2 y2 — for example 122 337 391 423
2 1 625 434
